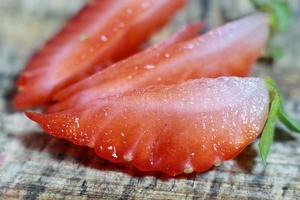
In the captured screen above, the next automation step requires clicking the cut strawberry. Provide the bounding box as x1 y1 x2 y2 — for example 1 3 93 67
151 21 203 51
50 13 269 112
14 0 186 109
26 77 270 176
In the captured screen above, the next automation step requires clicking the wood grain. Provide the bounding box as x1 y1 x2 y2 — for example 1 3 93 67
0 0 300 199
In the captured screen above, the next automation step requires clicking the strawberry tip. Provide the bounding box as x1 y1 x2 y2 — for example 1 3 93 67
25 112 43 122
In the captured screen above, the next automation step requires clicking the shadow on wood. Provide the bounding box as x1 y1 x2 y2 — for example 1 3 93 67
235 145 257 174
274 127 297 142
235 126 297 174
2 74 18 114
14 122 298 181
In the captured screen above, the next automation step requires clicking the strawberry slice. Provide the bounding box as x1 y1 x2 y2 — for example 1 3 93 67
14 0 186 109
26 77 270 176
48 21 203 112
151 22 203 51
50 13 269 112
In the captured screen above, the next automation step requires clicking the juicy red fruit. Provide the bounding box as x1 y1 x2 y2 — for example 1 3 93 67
26 77 269 176
50 13 269 112
14 0 186 109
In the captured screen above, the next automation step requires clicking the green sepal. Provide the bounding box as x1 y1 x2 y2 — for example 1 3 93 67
266 46 283 59
259 78 300 165
278 108 300 132
250 0 292 60
251 0 292 32
259 78 281 165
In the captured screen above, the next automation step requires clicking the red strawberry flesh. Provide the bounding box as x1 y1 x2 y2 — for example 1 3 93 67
50 13 269 112
14 0 186 109
26 77 269 176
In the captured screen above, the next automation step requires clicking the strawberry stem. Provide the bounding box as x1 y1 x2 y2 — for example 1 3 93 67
259 78 300 165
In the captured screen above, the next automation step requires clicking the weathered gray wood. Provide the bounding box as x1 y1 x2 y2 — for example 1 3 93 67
0 0 300 199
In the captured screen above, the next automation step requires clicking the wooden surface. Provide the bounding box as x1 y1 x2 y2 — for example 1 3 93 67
0 0 300 199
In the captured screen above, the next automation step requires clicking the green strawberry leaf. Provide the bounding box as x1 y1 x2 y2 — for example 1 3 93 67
269 1 292 32
259 78 281 165
259 78 300 165
250 0 292 60
266 46 283 59
278 107 300 132
251 0 292 32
